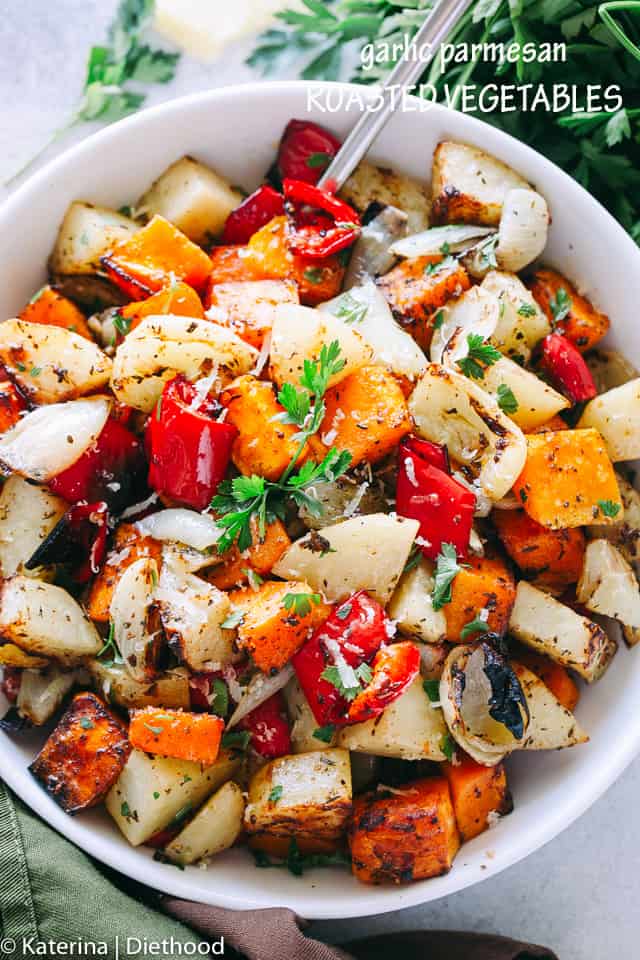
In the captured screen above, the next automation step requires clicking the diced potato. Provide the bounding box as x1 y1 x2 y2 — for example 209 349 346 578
88 661 191 711
514 429 622 529
0 576 102 664
509 581 616 682
229 580 329 675
480 357 568 431
387 559 446 643
587 472 640 564
311 365 411 468
49 201 138 276
205 279 299 350
244 749 352 854
272 514 419 605
481 270 550 360
445 554 516 643
156 560 233 671
30 692 130 813
578 379 640 461
529 268 609 353
284 677 335 753
164 781 245 865
442 755 512 842
340 160 430 234
87 523 163 623
576 539 640 638
106 748 240 846
16 665 79 725
586 348 638 394
0 476 66 578
431 142 530 226
0 643 49 669
269 303 372 390
111 314 257 412
377 255 471 352
409 364 527 501
349 777 459 884
338 676 447 761
138 156 243 244
0 319 112 403
220 375 309 482
512 662 588 750
493 509 586 591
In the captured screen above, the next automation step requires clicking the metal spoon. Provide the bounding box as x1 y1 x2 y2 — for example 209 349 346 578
318 0 474 192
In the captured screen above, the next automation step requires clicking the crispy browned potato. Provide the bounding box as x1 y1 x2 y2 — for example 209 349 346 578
349 777 460 884
29 691 130 814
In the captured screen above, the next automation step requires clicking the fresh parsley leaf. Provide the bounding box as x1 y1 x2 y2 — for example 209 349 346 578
113 313 132 338
550 287 572 324
144 722 164 736
424 255 457 276
120 801 136 821
460 612 491 640
221 730 252 751
432 542 462 611
440 733 456 762
458 334 502 381
307 151 333 169
268 785 284 804
496 383 519 414
253 837 351 877
98 621 122 662
220 609 245 630
335 602 352 621
79 717 95 730
517 302 537 318
313 724 336 743
210 678 229 717
433 309 446 330
597 499 622 518
403 543 421 574
476 233 499 268
321 661 372 702
282 592 322 618
423 679 441 703
332 292 368 325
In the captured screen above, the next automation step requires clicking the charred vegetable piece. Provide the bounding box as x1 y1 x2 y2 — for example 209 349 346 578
119 281 205 334
129 707 224 767
205 279 298 351
0 377 28 435
346 642 421 725
283 179 361 260
19 285 93 340
349 777 460 884
238 691 292 759
87 523 163 623
445 554 516 644
441 754 512 842
529 269 609 353
492 510 585 590
25 500 109 584
221 185 285 245
29 691 130 814
276 119 341 185
205 517 291 590
512 648 580 713
147 375 237 511
48 416 146 513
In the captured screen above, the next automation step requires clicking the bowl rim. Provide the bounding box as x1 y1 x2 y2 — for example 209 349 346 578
1 79 640 920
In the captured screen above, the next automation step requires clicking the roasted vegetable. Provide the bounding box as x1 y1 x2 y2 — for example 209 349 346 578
512 648 580 713
340 160 430 234
16 665 80 726
0 476 66 578
576 539 640 644
206 279 298 350
88 661 191 711
49 201 138 277
87 523 162 623
164 780 245 866
349 777 460 884
387 559 447 644
587 472 640 565
442 754 512 842
577 379 640 462
30 692 130 813
444 554 516 644
492 510 586 591
20 285 92 339
431 142 529 226
529 268 609 353
512 662 588 751
129 707 224 766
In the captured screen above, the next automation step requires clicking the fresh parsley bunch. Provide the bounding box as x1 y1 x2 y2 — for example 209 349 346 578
211 341 352 554
250 0 640 243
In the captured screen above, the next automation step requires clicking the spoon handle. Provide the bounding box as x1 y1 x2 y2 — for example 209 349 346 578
318 0 473 192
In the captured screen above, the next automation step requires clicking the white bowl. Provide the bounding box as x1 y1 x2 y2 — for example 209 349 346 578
1 81 640 920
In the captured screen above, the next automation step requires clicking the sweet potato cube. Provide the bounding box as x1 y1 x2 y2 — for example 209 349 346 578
513 647 580 712
349 777 460 884
445 553 516 643
101 215 212 300
247 216 345 307
87 523 163 623
513 429 622 529
221 375 310 481
0 379 27 434
19 285 92 340
529 269 609 353
442 755 512 843
120 281 204 333
493 509 586 590
312 366 411 468
129 707 223 766
205 279 299 350
230 580 330 674
377 255 471 351
209 245 256 285
205 518 291 590
29 691 130 814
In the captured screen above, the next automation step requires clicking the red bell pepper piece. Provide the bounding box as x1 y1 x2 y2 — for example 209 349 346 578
221 185 285 245
1 666 21 704
540 333 597 403
49 417 146 513
147 375 237 512
347 641 420 724
277 119 341 185
283 179 361 260
402 435 450 473
237 692 292 759
292 591 390 727
396 438 475 560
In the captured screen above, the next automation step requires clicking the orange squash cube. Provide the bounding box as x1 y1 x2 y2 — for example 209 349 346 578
442 754 512 843
19 285 92 339
205 518 291 590
119 280 204 332
129 708 223 766
492 509 586 590
205 279 299 350
529 268 609 352
445 553 516 643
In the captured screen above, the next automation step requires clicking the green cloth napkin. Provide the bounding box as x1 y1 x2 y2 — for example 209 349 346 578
0 781 204 959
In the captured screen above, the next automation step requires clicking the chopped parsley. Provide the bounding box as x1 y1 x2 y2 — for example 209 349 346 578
433 309 446 330
424 255 457 276
517 301 538 318
432 542 463 611
221 608 245 630
597 499 621 518
113 313 132 338
306 151 333 170
460 612 491 640
335 602 352 621
268 785 284 804
321 661 372 702
304 266 324 284
332 292 368 325
313 724 336 743
221 730 251 751
496 383 519 415
423 679 441 703
440 733 456 763
550 287 572 324
143 722 164 736
282 592 322 618
79 717 95 730
253 837 351 877
458 334 502 380
210 678 229 717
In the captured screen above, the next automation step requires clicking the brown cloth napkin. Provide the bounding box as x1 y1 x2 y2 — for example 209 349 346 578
162 899 559 960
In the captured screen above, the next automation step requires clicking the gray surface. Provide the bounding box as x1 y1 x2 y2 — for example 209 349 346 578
1 3 639 957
